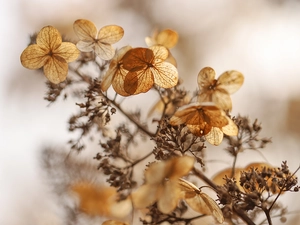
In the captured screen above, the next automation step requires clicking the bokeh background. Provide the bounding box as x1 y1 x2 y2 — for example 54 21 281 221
1 0 300 224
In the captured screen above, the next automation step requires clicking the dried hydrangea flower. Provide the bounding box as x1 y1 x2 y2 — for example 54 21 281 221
20 26 80 84
170 102 238 145
73 19 124 60
122 46 178 95
131 156 195 214
197 67 244 111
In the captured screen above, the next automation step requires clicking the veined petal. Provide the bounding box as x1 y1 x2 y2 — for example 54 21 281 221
43 56 68 84
73 19 97 41
152 62 178 88
55 42 80 62
156 29 178 49
197 67 216 89
111 67 130 96
95 42 115 60
101 68 115 92
157 181 181 214
36 26 62 50
205 127 224 146
222 118 238 136
218 70 244 94
76 40 95 52
150 45 168 61
168 156 195 179
98 25 124 44
20 44 48 69
124 70 154 95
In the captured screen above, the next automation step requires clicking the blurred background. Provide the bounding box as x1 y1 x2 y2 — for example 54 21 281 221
1 0 300 224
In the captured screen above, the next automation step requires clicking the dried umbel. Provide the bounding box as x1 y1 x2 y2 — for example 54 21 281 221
20 26 80 84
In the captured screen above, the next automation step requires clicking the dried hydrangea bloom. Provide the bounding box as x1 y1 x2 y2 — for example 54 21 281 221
197 67 244 111
71 182 132 218
73 19 124 60
122 46 178 95
101 45 132 96
102 220 129 225
170 103 238 145
145 28 178 66
20 26 80 84
178 178 224 224
131 156 195 214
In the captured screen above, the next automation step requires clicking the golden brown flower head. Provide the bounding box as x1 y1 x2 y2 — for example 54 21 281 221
73 19 124 60
170 102 238 145
197 67 244 111
20 26 80 84
121 46 178 95
131 156 195 214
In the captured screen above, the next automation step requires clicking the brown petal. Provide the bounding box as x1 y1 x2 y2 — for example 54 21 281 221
36 26 62 50
43 56 68 84
20 44 48 69
55 42 80 62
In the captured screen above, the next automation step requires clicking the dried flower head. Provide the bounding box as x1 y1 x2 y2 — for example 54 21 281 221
197 67 244 111
101 45 132 96
178 178 224 223
73 19 124 60
71 181 132 218
102 220 129 225
170 103 238 145
20 26 80 84
131 156 195 214
121 46 178 95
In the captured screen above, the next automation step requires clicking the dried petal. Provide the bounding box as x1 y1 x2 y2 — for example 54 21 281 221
217 70 244 94
20 45 49 69
43 56 68 84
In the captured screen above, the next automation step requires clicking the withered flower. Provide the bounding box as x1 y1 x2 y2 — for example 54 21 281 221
197 67 244 111
131 156 195 214
73 19 124 60
20 26 80 84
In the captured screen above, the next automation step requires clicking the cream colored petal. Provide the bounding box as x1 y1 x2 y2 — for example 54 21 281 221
197 67 216 89
152 62 178 88
101 68 115 92
211 90 232 111
98 25 124 44
95 42 115 60
156 29 178 49
217 70 244 94
55 42 80 62
145 161 167 184
157 181 181 214
221 117 238 136
111 67 131 96
131 184 158 209
73 19 97 41
169 156 195 179
145 36 156 47
76 40 95 52
150 45 168 61
36 26 62 50
43 56 68 84
205 127 224 146
109 197 132 218
20 44 48 69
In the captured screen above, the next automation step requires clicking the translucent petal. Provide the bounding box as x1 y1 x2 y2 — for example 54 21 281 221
111 67 131 96
36 26 62 50
101 66 116 92
73 19 97 41
122 48 153 71
178 178 199 198
76 40 95 52
197 67 216 89
54 42 80 62
98 25 124 44
152 62 178 88
205 127 224 146
131 184 158 209
187 124 212 136
20 44 48 69
144 161 167 184
217 70 244 94
43 56 68 84
221 117 238 136
157 181 181 214
212 90 232 111
109 197 132 218
168 156 195 179
124 70 154 95
150 45 168 61
95 41 115 60
156 29 178 49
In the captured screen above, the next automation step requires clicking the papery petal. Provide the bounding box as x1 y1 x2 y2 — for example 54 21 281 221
152 62 178 88
197 67 216 89
20 44 48 69
36 26 62 50
205 127 224 146
221 118 238 136
111 67 130 96
73 19 97 41
157 181 181 214
150 45 168 61
110 197 132 218
101 68 115 92
102 220 129 225
131 184 158 209
156 29 178 49
168 156 195 179
124 70 154 95
43 56 68 84
98 25 124 44
187 124 212 136
122 48 153 71
217 70 244 94
145 161 167 184
95 42 115 60
76 40 95 52
55 42 80 62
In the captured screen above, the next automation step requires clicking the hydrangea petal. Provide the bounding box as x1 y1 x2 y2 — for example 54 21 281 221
157 181 181 214
20 44 48 69
205 127 224 146
150 45 168 61
124 70 154 95
73 19 97 41
131 184 158 209
197 67 216 89
95 42 115 60
98 25 124 44
55 42 80 62
156 29 178 49
36 26 62 50
218 70 244 94
76 40 95 53
43 56 68 84
152 62 178 88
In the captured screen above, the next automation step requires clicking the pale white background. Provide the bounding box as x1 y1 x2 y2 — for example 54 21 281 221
1 0 300 224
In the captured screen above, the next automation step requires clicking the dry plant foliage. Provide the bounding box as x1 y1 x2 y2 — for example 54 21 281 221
21 19 299 225
20 26 80 84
